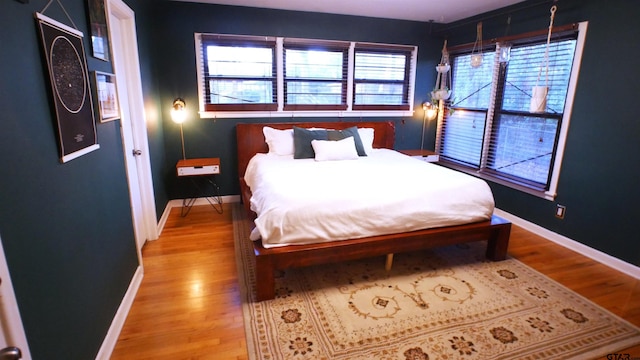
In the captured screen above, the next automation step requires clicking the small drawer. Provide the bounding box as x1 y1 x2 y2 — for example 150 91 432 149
177 165 220 176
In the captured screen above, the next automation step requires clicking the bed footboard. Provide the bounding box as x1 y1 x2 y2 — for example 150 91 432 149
252 215 511 302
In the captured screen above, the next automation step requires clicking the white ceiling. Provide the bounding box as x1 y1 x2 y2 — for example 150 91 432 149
175 0 527 23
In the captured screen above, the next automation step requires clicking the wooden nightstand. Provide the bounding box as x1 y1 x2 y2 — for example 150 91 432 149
176 158 223 215
398 149 440 163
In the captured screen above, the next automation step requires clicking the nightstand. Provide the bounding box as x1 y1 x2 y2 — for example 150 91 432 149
176 158 223 216
398 149 440 163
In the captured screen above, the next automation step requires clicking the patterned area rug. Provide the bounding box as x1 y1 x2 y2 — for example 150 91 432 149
233 204 640 359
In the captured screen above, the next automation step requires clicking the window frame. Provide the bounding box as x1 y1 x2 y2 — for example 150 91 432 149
195 33 417 118
435 22 588 201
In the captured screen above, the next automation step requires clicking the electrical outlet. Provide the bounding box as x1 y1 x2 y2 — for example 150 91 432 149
555 204 566 219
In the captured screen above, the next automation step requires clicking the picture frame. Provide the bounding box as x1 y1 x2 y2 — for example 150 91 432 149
87 0 111 61
35 12 100 163
94 71 120 122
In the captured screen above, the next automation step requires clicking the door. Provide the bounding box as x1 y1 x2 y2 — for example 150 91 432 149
0 236 31 359
107 0 159 262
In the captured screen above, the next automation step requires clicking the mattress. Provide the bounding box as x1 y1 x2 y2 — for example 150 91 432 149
244 149 495 248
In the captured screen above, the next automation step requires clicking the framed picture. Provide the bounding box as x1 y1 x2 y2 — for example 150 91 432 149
87 0 111 61
35 12 100 163
94 71 120 122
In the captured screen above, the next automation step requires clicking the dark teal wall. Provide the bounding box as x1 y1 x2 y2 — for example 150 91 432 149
438 0 640 266
150 0 640 267
150 2 439 200
0 0 149 358
1 0 637 358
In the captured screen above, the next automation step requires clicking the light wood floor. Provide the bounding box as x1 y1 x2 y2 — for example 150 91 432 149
110 203 640 359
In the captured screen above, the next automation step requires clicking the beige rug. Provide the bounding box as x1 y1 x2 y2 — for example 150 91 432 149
233 204 640 359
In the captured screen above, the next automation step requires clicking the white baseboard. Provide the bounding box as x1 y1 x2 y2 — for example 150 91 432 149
95 265 144 360
494 208 640 280
155 195 241 237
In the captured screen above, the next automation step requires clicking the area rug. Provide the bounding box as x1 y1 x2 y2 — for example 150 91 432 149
233 204 640 359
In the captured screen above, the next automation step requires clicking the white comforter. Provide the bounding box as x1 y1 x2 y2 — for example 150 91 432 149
245 149 495 248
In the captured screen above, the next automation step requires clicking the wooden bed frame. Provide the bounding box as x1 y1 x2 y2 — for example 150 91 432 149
236 121 511 301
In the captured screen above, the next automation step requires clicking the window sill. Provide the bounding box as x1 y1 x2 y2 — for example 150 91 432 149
439 161 557 201
198 110 415 119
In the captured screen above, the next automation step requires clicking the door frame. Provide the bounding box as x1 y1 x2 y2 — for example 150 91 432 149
108 0 158 254
95 0 156 357
0 235 31 359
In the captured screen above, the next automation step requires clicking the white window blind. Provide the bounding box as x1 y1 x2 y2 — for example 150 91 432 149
486 38 577 189
353 45 414 110
437 22 586 200
195 33 417 117
198 34 277 111
439 51 496 168
283 40 349 110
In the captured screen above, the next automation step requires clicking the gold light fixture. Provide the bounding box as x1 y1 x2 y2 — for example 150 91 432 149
420 101 437 152
422 101 437 121
171 98 187 160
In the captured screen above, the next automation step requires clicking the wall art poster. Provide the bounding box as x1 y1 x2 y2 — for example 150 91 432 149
94 71 120 122
87 0 111 61
36 12 99 163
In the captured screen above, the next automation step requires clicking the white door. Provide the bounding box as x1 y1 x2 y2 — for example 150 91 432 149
0 235 31 359
107 0 159 263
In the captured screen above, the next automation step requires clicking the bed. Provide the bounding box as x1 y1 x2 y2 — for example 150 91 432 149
237 121 511 301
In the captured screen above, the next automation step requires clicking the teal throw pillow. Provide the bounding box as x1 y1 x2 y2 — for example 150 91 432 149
293 127 329 159
327 126 367 156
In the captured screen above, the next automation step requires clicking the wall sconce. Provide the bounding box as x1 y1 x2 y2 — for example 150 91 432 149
422 101 438 121
171 98 187 160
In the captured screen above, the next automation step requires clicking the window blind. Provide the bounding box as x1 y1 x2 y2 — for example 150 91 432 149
437 25 581 195
438 51 496 167
199 34 277 111
486 38 576 189
283 39 349 110
352 46 413 110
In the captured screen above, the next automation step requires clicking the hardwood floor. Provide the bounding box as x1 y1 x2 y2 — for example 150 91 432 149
110 203 640 359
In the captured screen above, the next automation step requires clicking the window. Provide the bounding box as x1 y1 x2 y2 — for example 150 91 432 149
436 22 587 200
283 39 349 110
353 45 413 110
198 34 277 111
195 34 417 117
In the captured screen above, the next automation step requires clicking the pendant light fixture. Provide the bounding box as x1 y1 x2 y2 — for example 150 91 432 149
431 40 452 102
470 22 483 68
530 5 557 113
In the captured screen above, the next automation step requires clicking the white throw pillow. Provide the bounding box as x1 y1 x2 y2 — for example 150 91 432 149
263 126 294 155
311 136 359 161
357 128 375 155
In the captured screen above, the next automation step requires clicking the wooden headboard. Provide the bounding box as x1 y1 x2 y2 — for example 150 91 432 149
236 121 395 178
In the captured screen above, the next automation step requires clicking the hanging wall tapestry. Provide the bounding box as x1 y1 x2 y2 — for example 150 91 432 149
36 12 99 163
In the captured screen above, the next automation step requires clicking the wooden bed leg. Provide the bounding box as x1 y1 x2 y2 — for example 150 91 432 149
255 256 276 301
486 222 511 261
385 253 394 271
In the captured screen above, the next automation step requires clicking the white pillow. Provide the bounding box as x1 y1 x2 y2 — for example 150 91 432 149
357 128 375 155
311 136 359 161
263 126 293 155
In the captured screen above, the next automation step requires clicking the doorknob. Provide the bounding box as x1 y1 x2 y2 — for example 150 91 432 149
0 347 22 360
132 149 142 156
